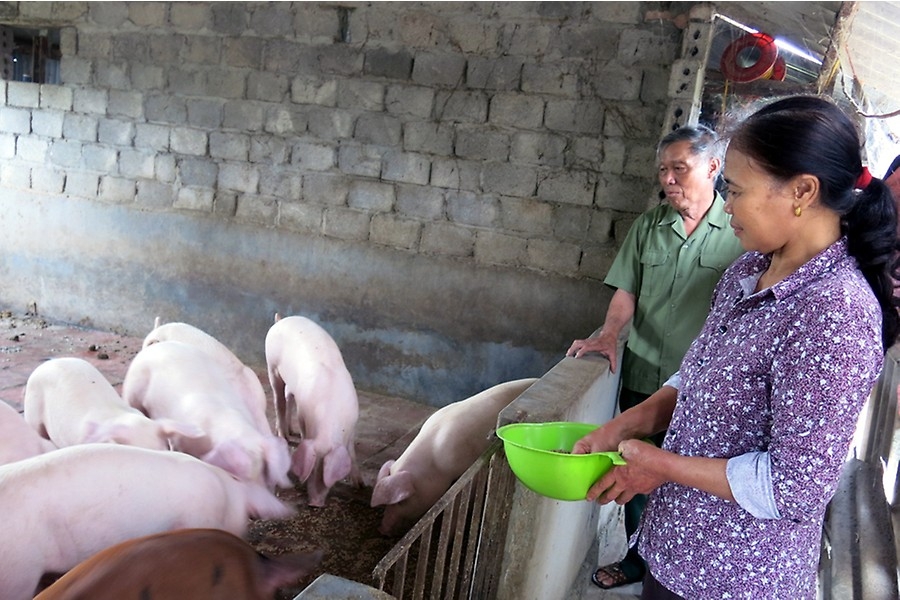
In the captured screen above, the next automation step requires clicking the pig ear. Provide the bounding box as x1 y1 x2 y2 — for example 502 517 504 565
370 470 414 507
322 445 352 488
204 441 254 480
292 440 317 482
157 418 206 441
376 460 395 483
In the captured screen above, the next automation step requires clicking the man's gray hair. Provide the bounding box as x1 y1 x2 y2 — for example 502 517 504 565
658 125 723 165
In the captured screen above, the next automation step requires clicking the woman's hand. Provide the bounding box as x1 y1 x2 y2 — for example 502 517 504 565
586 439 667 504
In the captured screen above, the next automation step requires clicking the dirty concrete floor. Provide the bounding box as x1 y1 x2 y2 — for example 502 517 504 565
0 310 436 488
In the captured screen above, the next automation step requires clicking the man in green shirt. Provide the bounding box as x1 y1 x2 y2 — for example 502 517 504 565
567 125 744 590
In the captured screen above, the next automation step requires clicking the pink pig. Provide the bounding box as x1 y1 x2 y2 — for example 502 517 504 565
122 340 292 489
265 315 362 507
0 443 295 600
23 357 204 451
0 400 57 466
371 378 538 536
143 320 272 436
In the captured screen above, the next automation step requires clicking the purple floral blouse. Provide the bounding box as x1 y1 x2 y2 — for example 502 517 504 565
638 237 884 599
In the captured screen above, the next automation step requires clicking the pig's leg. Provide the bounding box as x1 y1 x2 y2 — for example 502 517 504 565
267 369 289 439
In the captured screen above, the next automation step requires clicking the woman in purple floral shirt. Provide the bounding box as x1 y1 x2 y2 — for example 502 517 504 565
575 96 900 599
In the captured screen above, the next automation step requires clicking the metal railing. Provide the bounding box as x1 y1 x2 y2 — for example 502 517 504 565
372 439 516 600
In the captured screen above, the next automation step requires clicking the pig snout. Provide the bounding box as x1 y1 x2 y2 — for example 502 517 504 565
34 528 324 600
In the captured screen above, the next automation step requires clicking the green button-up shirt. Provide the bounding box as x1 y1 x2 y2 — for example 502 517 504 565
605 193 744 395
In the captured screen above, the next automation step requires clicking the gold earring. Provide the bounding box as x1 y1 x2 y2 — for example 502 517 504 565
794 206 802 217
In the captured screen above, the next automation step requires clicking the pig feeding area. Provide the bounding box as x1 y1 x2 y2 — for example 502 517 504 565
0 310 437 598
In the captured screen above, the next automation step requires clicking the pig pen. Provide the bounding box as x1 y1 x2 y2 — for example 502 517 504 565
0 310 437 598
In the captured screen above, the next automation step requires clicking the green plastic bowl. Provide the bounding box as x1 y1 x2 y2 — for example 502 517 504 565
495 421 626 501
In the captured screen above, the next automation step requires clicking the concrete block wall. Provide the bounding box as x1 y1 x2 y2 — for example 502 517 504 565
0 2 683 405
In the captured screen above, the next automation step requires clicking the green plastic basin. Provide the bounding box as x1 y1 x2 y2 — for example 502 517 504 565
495 421 626 501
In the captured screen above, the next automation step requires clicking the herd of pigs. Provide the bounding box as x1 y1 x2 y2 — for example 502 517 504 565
0 314 537 599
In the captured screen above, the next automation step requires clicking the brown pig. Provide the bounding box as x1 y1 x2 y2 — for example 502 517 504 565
34 528 323 600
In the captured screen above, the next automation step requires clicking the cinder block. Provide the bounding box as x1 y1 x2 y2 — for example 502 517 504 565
32 110 65 138
537 170 595 207
482 162 535 197
586 209 615 244
338 143 384 178
264 39 318 76
488 93 544 128
385 84 433 118
551 24 619 58
31 166 65 193
99 176 136 203
603 105 662 139
177 157 218 188
291 78 337 107
223 37 263 70
411 52 466 87
250 135 289 164
595 174 653 212
148 34 179 65
456 128 509 161
623 143 657 178
205 69 247 100
145 94 187 125
303 172 350 206
306 107 354 139
1 162 32 188
168 67 207 97
578 245 619 280
348 180 394 211
474 230 526 266
170 128 208 156
323 206 371 241
63 114 98 142
108 90 144 119
499 197 553 235
129 2 167 27
156 154 176 183
526 238 581 275
98 118 134 145
210 131 250 161
73 88 108 115
382 150 429 185
354 113 401 146
94 61 130 90
119 148 156 179
259 165 301 200
592 63 642 101
553 204 594 242
421 221 474 257
370 212 421 250
395 183 445 219
83 144 119 173
0 107 32 135
181 34 220 65
64 172 100 198
431 157 481 191
279 201 323 233
136 180 176 209
17 137 49 163
210 3 247 36
0 133 14 158
6 81 41 108
447 190 498 227
218 163 260 194
265 106 308 136
224 101 265 131
213 192 238 217
433 90 487 123
131 64 165 91
447 19 500 54
337 80 384 112
170 2 209 30
235 194 277 224
175 187 215 212
187 98 225 129
249 3 295 37
49 139 83 168
40 85 73 110
618 28 680 67
319 46 365 77
248 71 290 102
292 140 335 171
60 57 92 86
134 123 170 151
521 63 578 96
510 131 566 167
364 48 413 80
403 121 453 155
501 23 552 56
466 56 522 90
544 100 603 135
90 2 129 27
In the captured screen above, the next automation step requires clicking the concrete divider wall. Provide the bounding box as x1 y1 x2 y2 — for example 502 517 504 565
0 2 681 404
